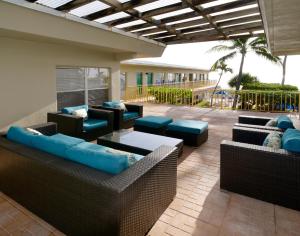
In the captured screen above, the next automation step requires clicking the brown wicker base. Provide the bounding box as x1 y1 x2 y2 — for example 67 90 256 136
166 129 208 146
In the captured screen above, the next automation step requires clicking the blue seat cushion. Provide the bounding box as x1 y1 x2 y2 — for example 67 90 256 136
135 116 173 128
167 120 208 135
65 142 137 175
277 115 294 129
32 133 84 158
282 128 300 153
62 105 88 115
83 119 108 131
7 126 40 148
123 112 139 121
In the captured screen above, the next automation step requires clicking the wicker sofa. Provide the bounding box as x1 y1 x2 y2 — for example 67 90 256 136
235 115 282 131
221 126 300 210
47 107 113 141
0 123 178 236
93 103 143 130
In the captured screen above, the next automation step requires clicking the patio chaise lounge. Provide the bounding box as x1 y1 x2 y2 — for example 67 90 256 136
0 122 177 236
93 102 143 130
235 114 294 131
47 105 113 141
221 126 300 210
134 116 208 146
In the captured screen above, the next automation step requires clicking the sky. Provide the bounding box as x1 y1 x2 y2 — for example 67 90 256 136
131 41 300 89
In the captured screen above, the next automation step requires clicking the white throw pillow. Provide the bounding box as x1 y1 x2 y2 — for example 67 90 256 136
26 128 43 136
115 103 127 112
72 109 88 120
265 118 278 127
263 132 282 149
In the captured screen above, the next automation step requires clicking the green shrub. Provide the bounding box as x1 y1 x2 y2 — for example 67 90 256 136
147 87 193 105
197 100 210 108
228 73 259 88
242 83 298 91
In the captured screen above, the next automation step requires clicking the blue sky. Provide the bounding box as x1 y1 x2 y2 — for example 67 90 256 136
132 41 300 89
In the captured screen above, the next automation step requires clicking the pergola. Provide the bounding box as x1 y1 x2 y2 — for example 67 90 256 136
25 0 264 45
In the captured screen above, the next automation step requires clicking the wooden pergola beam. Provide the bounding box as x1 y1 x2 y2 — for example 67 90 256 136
56 0 95 11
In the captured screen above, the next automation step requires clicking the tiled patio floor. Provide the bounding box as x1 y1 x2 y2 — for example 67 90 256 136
1 104 300 236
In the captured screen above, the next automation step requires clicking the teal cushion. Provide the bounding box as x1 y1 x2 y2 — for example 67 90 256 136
123 112 139 121
282 128 300 153
65 142 130 175
83 119 108 131
62 105 88 115
167 120 208 135
32 133 84 158
7 126 40 148
103 101 120 109
277 115 294 129
135 116 173 128
263 132 282 149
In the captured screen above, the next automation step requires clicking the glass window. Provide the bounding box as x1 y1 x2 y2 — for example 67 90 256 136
56 67 109 110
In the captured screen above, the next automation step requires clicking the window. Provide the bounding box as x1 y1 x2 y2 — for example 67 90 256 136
56 67 109 111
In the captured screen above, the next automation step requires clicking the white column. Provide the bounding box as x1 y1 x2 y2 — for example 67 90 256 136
110 64 120 100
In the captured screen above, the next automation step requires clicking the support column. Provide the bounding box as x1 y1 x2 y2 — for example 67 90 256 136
110 64 120 101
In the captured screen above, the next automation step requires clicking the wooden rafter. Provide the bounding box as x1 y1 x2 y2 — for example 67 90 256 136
25 0 264 45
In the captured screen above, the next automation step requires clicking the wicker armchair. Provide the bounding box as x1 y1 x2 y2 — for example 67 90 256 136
93 103 143 130
221 126 300 210
0 123 178 236
235 115 281 131
47 108 113 141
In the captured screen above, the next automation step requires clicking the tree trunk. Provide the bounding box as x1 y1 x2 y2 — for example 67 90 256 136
281 55 287 86
232 52 246 109
210 72 223 107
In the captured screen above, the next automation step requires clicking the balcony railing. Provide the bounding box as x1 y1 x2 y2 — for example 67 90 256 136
123 86 300 113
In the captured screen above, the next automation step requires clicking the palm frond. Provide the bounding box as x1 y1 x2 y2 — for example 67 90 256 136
254 50 281 64
207 45 233 53
215 51 237 64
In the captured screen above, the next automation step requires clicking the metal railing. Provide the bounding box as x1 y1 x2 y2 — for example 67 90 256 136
123 85 300 113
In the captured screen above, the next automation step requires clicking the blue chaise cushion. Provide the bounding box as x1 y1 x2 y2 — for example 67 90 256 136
135 116 173 128
123 112 139 121
65 142 141 174
277 115 294 129
62 105 88 115
7 126 40 147
103 101 120 108
167 120 208 135
32 133 84 158
282 128 300 153
83 119 108 131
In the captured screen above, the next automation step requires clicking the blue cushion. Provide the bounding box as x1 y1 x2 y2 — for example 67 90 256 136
167 120 208 135
123 112 139 121
103 101 120 108
83 119 108 131
135 116 173 128
65 142 130 175
32 133 84 158
282 128 300 153
7 126 40 147
277 115 294 129
62 105 88 115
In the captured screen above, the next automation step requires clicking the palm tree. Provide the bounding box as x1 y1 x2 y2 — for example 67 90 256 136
209 36 281 108
210 61 232 107
281 55 288 85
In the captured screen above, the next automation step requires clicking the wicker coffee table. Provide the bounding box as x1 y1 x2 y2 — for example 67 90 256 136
97 130 183 156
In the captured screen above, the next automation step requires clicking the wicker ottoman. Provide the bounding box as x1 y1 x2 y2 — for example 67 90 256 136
166 120 208 146
134 116 173 135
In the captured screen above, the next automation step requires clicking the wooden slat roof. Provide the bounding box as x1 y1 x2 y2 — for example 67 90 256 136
25 0 265 45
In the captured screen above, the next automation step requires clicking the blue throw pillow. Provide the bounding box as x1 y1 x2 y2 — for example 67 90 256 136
7 126 40 147
282 128 300 153
32 133 84 158
277 115 294 129
65 142 130 175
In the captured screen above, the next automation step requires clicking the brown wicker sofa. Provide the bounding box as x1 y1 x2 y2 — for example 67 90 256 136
221 126 300 210
235 115 282 131
0 123 178 236
93 103 143 130
47 107 113 141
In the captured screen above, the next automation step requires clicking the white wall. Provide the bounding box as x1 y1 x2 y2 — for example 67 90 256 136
0 36 121 130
